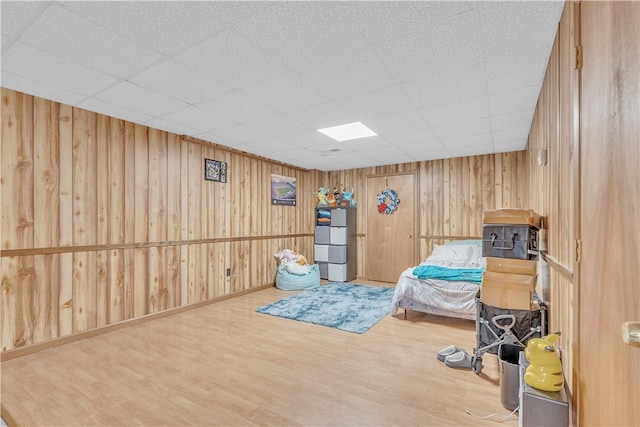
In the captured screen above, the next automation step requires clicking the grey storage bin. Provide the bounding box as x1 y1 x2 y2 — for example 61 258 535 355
482 224 539 260
317 262 328 280
330 208 347 226
314 226 330 244
328 245 347 263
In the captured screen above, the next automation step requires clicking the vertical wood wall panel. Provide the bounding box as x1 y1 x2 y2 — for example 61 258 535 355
325 154 528 269
2 87 527 352
33 97 60 249
526 2 577 397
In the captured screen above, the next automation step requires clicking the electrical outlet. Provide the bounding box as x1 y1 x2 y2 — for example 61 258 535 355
226 268 231 277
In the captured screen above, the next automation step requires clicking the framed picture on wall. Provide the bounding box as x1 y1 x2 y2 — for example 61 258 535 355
204 159 227 182
271 174 296 206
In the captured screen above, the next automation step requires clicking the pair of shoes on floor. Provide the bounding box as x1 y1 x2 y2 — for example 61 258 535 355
437 345 472 369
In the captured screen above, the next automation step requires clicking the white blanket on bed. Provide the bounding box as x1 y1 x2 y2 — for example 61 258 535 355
390 243 485 317
390 268 480 316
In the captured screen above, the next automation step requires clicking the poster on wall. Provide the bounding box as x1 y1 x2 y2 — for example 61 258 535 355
204 159 227 183
271 174 296 206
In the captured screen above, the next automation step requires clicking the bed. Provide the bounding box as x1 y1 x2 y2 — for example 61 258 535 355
390 241 485 320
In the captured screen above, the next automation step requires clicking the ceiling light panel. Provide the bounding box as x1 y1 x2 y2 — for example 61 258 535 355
318 122 377 142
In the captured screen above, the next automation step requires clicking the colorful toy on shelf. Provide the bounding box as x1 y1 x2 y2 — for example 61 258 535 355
341 188 356 207
313 187 330 206
333 187 342 206
524 333 564 392
327 192 337 207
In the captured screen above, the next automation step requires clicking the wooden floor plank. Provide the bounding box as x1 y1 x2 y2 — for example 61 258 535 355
1 281 517 426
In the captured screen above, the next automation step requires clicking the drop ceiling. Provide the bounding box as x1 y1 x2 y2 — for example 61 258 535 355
1 1 564 171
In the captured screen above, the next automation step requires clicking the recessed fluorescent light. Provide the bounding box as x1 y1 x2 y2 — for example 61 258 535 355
317 121 377 142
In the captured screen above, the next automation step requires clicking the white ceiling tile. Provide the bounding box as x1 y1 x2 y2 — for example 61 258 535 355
0 1 49 38
337 85 416 120
241 137 298 153
488 86 541 116
287 102 360 130
3 41 118 96
203 124 265 144
231 2 369 72
362 147 414 165
173 29 290 89
479 1 564 60
373 10 484 84
95 81 188 117
241 75 331 114
300 48 398 101
142 117 203 137
401 140 450 156
364 111 429 135
486 47 552 94
20 4 162 78
279 131 340 149
1 34 10 52
245 114 309 138
129 60 233 105
62 2 226 55
420 97 490 127
1 71 86 106
491 109 535 132
433 118 492 140
161 106 237 133
77 98 153 124
342 136 393 152
341 2 477 45
401 62 488 109
197 91 277 123
384 127 440 146
441 133 494 148
200 2 274 25
492 128 530 145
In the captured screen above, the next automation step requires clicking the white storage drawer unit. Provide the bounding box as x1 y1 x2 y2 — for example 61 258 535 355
315 226 330 244
313 207 357 282
328 263 348 282
328 245 347 263
330 208 347 226
330 227 347 245
314 244 329 262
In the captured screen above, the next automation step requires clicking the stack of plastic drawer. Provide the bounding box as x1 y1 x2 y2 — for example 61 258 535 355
314 207 356 282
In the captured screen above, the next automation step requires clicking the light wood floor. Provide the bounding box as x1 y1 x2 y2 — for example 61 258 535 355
1 280 517 426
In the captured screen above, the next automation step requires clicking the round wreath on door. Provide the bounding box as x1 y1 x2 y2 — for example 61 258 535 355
376 188 400 214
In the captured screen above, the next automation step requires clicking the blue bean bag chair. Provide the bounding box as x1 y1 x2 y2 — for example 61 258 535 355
275 263 320 290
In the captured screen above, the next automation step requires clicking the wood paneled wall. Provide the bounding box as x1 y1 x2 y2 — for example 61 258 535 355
1 88 321 352
324 152 528 276
525 2 578 394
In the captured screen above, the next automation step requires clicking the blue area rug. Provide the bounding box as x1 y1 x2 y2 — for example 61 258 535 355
256 282 395 334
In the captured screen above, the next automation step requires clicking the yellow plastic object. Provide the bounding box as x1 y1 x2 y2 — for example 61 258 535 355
524 333 564 392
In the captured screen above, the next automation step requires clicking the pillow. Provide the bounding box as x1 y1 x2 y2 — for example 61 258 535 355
444 239 482 247
429 244 474 261
423 244 485 269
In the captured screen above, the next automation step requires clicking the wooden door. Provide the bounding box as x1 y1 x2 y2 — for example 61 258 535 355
579 2 640 425
365 173 417 283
